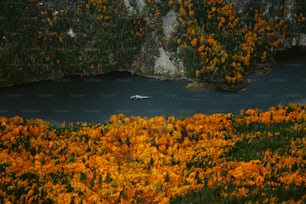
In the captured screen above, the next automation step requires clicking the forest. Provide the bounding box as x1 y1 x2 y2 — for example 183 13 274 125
0 104 305 203
0 0 305 89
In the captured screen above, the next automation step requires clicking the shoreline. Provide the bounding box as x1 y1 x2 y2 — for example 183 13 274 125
0 62 274 92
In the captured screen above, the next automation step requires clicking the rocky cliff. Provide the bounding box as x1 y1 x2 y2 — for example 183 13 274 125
0 0 305 89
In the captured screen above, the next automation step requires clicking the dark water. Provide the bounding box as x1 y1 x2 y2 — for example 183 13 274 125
0 57 305 126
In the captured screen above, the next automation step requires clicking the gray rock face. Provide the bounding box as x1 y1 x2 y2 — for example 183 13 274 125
154 47 185 78
125 4 185 78
162 10 179 40
299 33 306 47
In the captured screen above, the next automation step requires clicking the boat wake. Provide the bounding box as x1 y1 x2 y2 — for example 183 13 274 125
130 95 151 100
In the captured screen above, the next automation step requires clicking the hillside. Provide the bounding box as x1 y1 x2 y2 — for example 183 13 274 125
0 0 305 90
0 103 305 203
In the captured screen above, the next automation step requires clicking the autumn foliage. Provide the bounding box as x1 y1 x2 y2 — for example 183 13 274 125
166 0 306 87
0 103 305 203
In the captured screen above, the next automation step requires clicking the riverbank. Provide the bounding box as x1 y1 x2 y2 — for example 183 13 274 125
2 45 301 92
1 1 305 93
0 61 273 92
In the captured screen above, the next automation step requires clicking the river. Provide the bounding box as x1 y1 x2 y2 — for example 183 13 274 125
0 56 305 126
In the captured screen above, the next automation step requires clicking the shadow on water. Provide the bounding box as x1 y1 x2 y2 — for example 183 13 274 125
0 52 305 126
273 46 306 63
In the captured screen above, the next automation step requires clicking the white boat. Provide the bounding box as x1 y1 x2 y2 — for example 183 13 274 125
130 95 151 100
